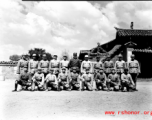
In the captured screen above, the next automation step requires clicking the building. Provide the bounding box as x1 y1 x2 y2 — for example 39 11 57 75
79 23 152 78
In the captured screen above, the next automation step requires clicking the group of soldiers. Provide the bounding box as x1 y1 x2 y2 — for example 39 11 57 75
12 52 140 92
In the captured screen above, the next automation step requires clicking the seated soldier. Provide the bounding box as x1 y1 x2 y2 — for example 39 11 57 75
58 67 70 91
69 68 80 90
121 68 135 92
107 68 120 91
95 68 107 91
81 68 93 91
12 69 32 92
31 69 45 91
45 69 59 91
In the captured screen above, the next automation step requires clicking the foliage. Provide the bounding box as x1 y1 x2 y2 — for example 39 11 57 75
9 55 21 61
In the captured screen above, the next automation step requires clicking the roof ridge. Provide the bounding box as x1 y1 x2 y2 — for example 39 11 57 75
115 27 152 31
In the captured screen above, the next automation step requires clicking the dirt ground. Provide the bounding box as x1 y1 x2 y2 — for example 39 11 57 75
0 80 152 120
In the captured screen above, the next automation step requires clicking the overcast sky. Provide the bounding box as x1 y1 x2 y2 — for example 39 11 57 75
0 0 152 61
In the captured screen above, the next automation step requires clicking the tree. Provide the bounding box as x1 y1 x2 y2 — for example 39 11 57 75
59 50 70 60
9 55 21 61
28 48 53 61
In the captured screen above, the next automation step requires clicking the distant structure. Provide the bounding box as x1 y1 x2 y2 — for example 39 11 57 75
79 22 152 78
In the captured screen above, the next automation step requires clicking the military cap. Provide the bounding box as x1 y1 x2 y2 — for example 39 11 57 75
118 54 122 57
85 55 89 58
99 67 104 70
32 54 36 57
49 68 54 71
73 53 77 56
54 55 57 57
42 54 47 57
62 67 66 70
131 54 135 58
124 68 128 71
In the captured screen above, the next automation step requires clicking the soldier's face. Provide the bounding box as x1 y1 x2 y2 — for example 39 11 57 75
73 70 76 73
112 70 115 74
50 71 53 74
62 69 66 73
43 56 47 60
54 56 57 60
85 57 88 61
73 55 77 59
33 56 36 60
97 57 100 61
131 57 134 60
119 57 122 60
86 70 89 74
99 70 103 74
63 56 67 60
38 70 41 74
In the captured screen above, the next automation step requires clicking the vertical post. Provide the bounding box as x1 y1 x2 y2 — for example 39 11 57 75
127 48 134 62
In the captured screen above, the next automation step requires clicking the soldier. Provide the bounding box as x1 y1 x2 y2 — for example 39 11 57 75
38 54 49 78
94 68 107 91
12 69 32 92
31 68 45 91
58 67 70 91
107 68 120 91
49 55 60 77
45 69 59 91
81 55 92 74
93 56 103 78
115 54 126 78
60 55 69 73
28 54 39 80
127 54 140 91
16 54 29 75
104 55 114 78
121 68 135 92
69 68 80 90
68 53 81 73
81 68 93 91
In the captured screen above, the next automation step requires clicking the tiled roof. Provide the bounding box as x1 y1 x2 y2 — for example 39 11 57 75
133 49 152 53
115 27 152 36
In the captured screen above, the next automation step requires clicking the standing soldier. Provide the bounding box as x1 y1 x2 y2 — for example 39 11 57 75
38 54 49 78
115 54 126 78
49 55 60 77
28 54 39 80
81 55 92 74
107 68 120 91
93 56 103 78
16 54 29 75
127 54 140 91
60 55 69 73
68 53 81 74
103 55 114 78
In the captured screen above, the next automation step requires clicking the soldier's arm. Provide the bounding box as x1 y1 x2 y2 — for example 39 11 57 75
41 74 45 85
45 74 49 82
38 61 41 69
117 75 120 86
104 74 107 84
129 74 135 85
16 60 21 74
54 75 58 84
48 61 52 70
58 73 61 82
121 74 127 82
114 61 117 69
137 61 141 73
80 61 84 73
67 60 71 69
28 61 31 73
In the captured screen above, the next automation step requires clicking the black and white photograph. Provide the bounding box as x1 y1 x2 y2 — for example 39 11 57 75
0 1 152 120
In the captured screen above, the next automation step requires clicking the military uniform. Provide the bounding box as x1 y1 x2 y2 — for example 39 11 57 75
60 59 69 73
128 59 140 89
81 60 92 74
115 60 126 76
16 59 29 74
28 59 39 79
121 73 135 91
69 72 80 90
49 59 60 74
95 72 107 90
38 60 49 77
107 73 120 91
58 72 69 90
68 58 81 73
45 73 58 90
104 60 114 77
32 72 45 91
81 73 93 91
